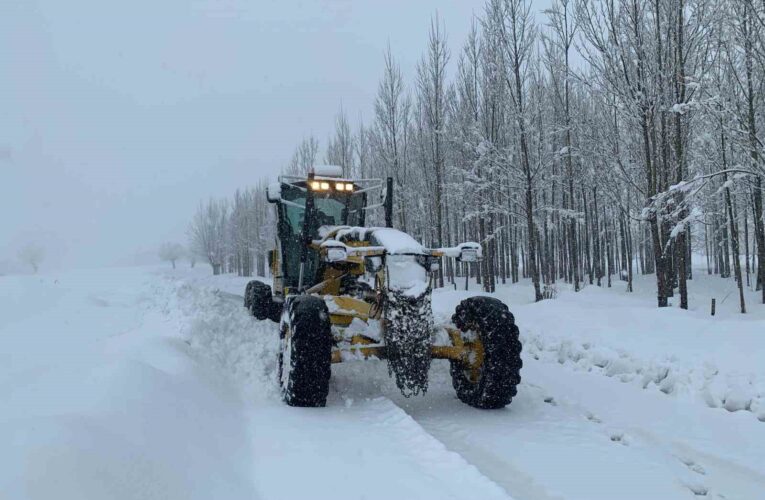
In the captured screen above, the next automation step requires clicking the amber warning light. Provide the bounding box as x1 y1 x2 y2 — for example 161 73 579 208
310 181 354 192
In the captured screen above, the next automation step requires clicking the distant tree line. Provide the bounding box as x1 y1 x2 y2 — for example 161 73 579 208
190 0 765 313
188 179 275 276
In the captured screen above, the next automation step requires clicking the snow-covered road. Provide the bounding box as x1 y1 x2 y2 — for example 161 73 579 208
1 266 763 499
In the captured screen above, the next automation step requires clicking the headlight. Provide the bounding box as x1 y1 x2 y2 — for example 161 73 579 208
310 181 332 191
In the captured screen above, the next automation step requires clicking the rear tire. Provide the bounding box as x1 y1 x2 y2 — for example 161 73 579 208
279 296 332 407
245 280 280 322
449 296 522 409
244 281 257 310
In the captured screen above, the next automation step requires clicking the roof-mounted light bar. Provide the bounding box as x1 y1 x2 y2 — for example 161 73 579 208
310 180 331 190
309 180 354 192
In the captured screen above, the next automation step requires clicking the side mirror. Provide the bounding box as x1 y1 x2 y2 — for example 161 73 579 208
456 243 482 263
323 244 347 263
266 182 281 203
458 248 479 263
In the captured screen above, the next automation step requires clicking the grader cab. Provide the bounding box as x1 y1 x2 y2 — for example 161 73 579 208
244 165 522 408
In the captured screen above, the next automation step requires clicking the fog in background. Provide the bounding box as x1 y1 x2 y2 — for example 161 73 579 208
1 0 549 272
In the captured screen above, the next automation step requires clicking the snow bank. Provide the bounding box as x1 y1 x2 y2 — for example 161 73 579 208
169 280 280 397
465 270 765 424
0 268 262 500
522 330 765 421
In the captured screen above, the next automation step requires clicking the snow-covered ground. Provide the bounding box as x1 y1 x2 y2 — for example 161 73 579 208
1 265 764 499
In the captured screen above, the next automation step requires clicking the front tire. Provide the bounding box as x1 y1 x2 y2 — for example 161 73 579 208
449 297 522 409
245 280 280 322
279 296 332 407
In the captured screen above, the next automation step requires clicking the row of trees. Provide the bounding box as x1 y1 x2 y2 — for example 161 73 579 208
188 179 275 276
191 0 765 313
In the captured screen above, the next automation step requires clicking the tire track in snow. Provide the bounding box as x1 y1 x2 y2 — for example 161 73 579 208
522 359 765 500
630 427 765 499
355 397 515 500
395 412 565 500
216 291 245 303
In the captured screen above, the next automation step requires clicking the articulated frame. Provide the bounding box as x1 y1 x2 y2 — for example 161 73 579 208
325 294 484 382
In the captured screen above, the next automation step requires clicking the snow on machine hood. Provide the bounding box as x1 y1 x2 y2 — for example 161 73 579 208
318 226 427 255
318 226 430 296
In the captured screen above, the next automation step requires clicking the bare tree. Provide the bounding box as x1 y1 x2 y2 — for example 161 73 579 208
188 198 229 275
158 242 184 269
417 15 451 287
326 106 355 176
544 0 580 292
374 44 411 230
285 136 320 175
496 0 543 301
18 243 44 274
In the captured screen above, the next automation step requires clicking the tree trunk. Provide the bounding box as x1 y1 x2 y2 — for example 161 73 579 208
744 4 765 302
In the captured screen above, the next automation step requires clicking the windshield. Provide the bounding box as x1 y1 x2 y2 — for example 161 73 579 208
284 194 364 232
278 184 366 288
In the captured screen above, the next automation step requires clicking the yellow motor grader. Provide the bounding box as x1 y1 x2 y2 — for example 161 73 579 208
245 165 522 408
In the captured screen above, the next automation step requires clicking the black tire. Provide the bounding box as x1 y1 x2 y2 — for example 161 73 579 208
244 281 256 310
279 295 332 407
268 299 284 323
449 296 522 409
245 280 279 322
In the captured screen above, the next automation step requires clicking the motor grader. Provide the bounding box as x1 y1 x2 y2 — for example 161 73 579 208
245 165 522 408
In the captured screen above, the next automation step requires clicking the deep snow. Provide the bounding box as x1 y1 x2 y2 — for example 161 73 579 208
1 265 764 499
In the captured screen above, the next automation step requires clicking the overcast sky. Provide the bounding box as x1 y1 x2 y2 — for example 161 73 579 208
1 0 551 270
